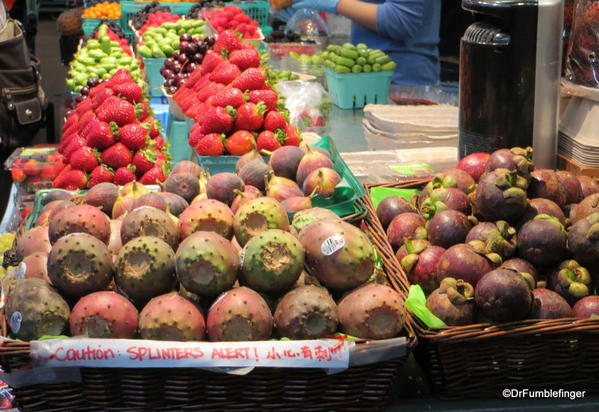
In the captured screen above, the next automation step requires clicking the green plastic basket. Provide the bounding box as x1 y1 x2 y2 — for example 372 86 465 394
82 18 120 36
121 0 196 36
166 114 192 162
225 1 269 27
196 135 366 219
325 67 392 109
142 57 165 96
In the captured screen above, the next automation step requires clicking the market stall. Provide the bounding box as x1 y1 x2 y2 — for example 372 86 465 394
0 0 598 410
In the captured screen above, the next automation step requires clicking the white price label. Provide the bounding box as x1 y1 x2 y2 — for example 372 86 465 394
239 246 247 267
9 312 22 334
321 235 345 256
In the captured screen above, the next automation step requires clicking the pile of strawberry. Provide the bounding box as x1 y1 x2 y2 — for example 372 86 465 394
204 5 261 40
55 69 171 190
173 30 300 156
138 11 180 36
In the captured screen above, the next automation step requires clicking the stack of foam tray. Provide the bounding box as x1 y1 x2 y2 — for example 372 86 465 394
362 104 458 151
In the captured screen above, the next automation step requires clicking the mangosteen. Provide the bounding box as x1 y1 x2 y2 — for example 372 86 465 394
519 198 567 226
426 277 476 326
517 214 567 268
386 212 427 250
501 258 538 282
528 169 567 208
572 296 599 318
556 170 584 205
474 268 533 323
419 187 470 219
577 175 599 198
547 260 592 305
436 243 498 287
376 195 416 229
396 239 445 293
420 168 476 202
529 288 573 319
456 152 490 182
485 146 534 178
465 221 517 259
427 210 473 249
568 212 599 267
475 168 529 223
573 193 599 223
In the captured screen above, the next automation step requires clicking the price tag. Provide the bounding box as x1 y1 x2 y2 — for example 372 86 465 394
321 235 345 256
9 312 22 334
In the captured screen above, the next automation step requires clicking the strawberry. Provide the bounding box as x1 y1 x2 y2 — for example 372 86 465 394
97 98 136 126
88 165 114 187
91 88 115 110
199 106 235 134
139 166 166 185
22 159 40 176
188 129 204 148
132 149 156 176
11 167 25 183
40 163 60 180
111 82 143 103
225 130 254 156
114 166 137 185
75 98 93 116
263 111 288 131
107 68 133 87
200 51 226 75
70 146 98 172
119 123 148 150
135 100 151 120
95 95 122 115
234 102 266 131
248 90 278 111
87 120 117 150
257 130 284 152
230 68 267 91
196 133 225 156
283 124 301 146
63 136 87 163
210 62 242 85
56 169 87 190
77 111 97 135
141 116 160 138
212 87 246 108
228 48 261 70
198 82 225 102
101 143 133 169
214 30 242 53
152 135 166 151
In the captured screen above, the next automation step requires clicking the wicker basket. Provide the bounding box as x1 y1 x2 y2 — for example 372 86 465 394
364 179 599 398
0 202 416 411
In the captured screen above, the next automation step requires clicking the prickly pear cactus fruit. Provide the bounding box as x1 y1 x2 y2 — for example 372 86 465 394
121 206 179 249
115 236 176 306
337 284 406 339
290 207 341 235
207 287 273 341
139 292 206 341
274 285 338 339
299 220 376 290
241 229 304 294
15 226 51 259
5 278 70 341
70 291 139 338
178 198 235 240
47 233 113 298
233 197 289 246
48 204 111 244
175 231 239 296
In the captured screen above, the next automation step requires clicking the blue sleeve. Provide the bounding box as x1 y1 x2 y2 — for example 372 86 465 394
375 0 425 42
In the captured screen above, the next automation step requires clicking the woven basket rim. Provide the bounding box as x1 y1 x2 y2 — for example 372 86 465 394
364 179 599 344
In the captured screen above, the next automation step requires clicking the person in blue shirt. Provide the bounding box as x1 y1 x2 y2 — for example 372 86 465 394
290 0 441 86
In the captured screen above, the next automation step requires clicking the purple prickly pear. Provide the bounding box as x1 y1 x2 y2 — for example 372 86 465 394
233 197 289 246
115 236 176 306
299 220 376 290
121 206 179 249
175 231 239 296
70 291 138 338
337 283 406 339
178 198 234 240
47 233 113 298
241 229 305 294
207 287 273 341
139 292 206 341
22 252 50 284
231 186 262 214
48 204 111 244
15 226 51 259
5 278 70 340
426 277 476 326
274 285 338 339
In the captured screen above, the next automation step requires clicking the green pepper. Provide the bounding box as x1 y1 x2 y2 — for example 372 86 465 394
162 45 174 56
368 55 377 64
342 42 355 49
97 24 108 38
373 63 381 72
363 64 372 73
339 48 359 60
88 49 105 61
86 39 100 49
334 64 351 73
152 45 166 58
352 65 362 73
96 67 107 77
75 73 88 84
100 56 117 66
375 55 391 65
356 43 367 49
381 61 397 71
119 56 133 65
325 59 336 69
358 49 370 58
100 37 111 54
356 56 367 65
335 55 355 68
80 56 96 66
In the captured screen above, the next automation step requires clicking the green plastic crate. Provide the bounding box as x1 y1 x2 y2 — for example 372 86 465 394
196 135 366 219
166 114 192 162
225 1 270 27
121 0 197 36
142 57 165 96
325 67 392 109
82 18 120 36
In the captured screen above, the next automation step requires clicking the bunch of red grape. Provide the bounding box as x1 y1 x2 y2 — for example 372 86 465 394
161 34 215 95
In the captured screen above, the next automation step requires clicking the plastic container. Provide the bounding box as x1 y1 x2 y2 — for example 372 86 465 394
121 0 196 36
325 68 392 109
161 86 186 120
166 114 192 162
224 1 269 27
142 57 166 96
3 147 64 195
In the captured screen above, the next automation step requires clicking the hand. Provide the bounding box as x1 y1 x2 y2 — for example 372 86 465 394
292 0 340 14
